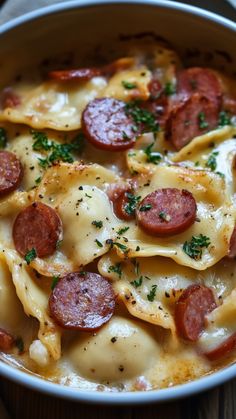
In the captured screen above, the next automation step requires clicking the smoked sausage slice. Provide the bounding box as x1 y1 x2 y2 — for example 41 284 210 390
81 98 137 151
13 202 62 258
113 189 138 221
136 188 197 237
0 151 23 196
48 67 102 82
175 284 217 342
0 328 14 351
49 272 115 330
177 67 222 107
204 333 236 361
166 93 219 150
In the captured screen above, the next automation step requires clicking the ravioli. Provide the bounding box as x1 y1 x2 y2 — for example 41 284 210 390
113 165 235 270
0 45 236 392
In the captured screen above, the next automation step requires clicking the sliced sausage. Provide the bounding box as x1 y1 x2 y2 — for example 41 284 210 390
177 67 222 107
136 188 197 237
175 284 217 342
81 98 137 151
228 227 236 258
112 189 137 221
13 202 62 258
166 93 219 150
49 272 115 330
48 67 102 82
204 333 236 361
0 328 14 351
0 151 23 196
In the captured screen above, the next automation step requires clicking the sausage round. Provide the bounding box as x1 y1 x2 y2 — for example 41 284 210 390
113 189 136 221
204 333 236 361
177 67 222 107
0 328 14 351
0 150 23 196
175 284 217 341
48 67 102 82
13 202 62 258
166 93 219 150
136 188 197 237
81 98 137 151
49 272 115 330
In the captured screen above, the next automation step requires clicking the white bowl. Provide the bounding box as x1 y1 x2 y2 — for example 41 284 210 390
0 0 236 404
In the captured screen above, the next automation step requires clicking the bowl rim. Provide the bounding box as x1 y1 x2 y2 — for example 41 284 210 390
0 0 236 405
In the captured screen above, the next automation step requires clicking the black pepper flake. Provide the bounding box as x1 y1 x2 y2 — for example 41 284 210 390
79 186 83 190
136 246 140 251
118 365 124 372
165 291 170 298
111 337 117 343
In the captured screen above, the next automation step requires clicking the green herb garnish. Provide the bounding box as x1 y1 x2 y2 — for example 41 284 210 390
24 248 37 264
92 220 103 229
206 151 219 171
147 284 157 301
198 112 209 129
183 234 211 260
51 276 60 290
164 82 176 96
0 127 7 148
125 101 159 134
139 204 152 212
218 111 231 127
117 226 130 235
159 211 171 222
35 176 42 185
32 130 84 168
122 80 137 89
95 239 103 248
108 263 122 278
144 142 162 165
130 276 143 288
124 193 141 216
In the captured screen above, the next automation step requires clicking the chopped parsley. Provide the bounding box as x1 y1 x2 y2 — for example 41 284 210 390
122 80 137 89
24 248 37 264
218 111 231 127
144 142 162 165
139 204 152 212
130 276 143 288
95 239 103 248
122 131 130 140
216 171 225 178
117 226 130 235
51 276 60 290
124 193 141 216
125 101 159 134
159 211 171 222
0 127 7 148
113 242 128 251
147 284 157 301
164 82 176 96
198 112 209 130
92 220 103 229
206 151 219 171
108 263 122 278
35 176 42 185
32 130 84 168
15 337 24 354
183 234 211 260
